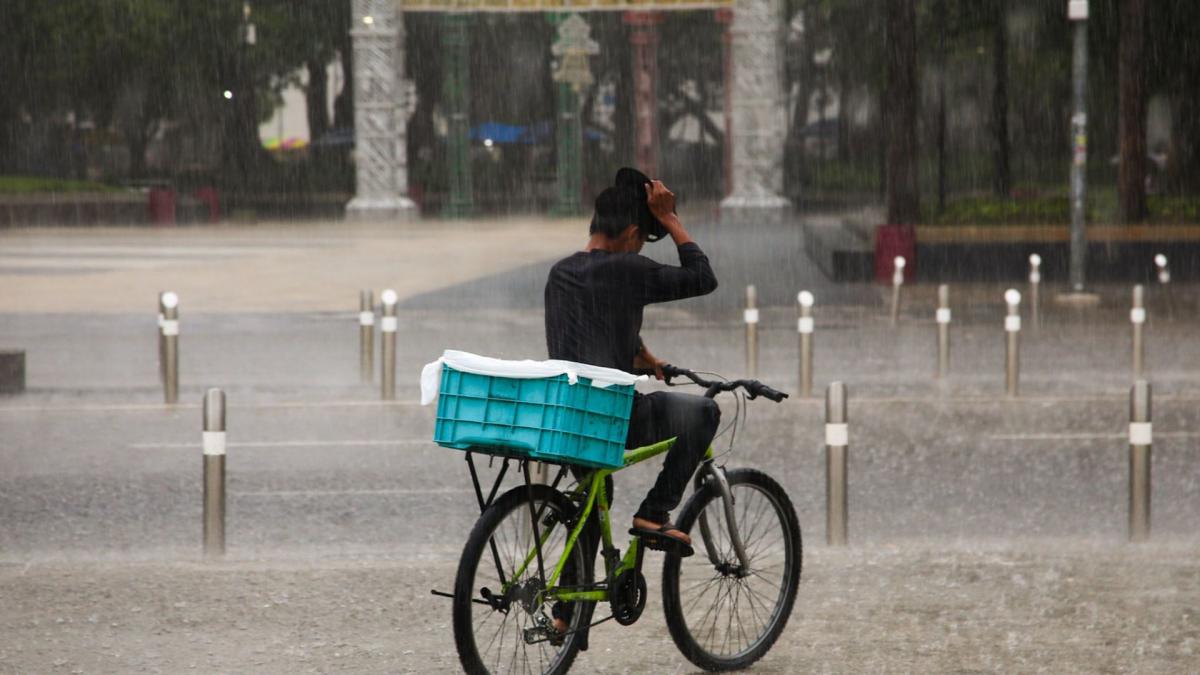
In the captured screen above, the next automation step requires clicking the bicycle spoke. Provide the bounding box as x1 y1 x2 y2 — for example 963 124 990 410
669 480 798 665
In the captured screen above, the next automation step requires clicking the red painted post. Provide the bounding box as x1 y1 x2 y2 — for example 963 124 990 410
624 11 663 176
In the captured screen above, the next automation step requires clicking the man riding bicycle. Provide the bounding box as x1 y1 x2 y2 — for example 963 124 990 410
544 168 720 556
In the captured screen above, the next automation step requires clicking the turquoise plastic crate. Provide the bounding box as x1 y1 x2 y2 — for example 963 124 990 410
432 365 635 469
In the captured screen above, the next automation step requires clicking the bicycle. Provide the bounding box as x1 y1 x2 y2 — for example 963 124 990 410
436 365 802 674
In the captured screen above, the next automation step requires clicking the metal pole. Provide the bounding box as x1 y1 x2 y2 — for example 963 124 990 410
1128 379 1152 542
825 382 848 546
203 388 226 558
798 291 814 397
890 256 905 328
936 284 950 378
359 290 375 383
162 292 179 404
1155 254 1174 320
380 289 398 400
1131 284 1145 379
158 291 167 386
1005 289 1021 397
744 284 759 377
1068 1 1089 292
1029 254 1042 331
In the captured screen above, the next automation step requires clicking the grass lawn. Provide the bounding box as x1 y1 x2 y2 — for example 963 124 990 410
0 175 125 194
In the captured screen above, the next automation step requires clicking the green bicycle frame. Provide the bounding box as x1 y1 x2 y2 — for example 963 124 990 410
502 438 715 604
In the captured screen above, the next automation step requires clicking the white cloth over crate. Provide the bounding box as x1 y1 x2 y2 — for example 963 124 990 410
420 349 647 406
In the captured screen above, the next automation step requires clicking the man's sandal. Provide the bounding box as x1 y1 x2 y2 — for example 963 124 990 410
629 522 695 558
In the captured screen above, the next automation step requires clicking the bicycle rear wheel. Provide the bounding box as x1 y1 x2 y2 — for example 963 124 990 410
453 484 594 675
662 468 802 671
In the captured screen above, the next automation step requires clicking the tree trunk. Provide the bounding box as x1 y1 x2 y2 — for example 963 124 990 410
306 58 330 143
990 0 1011 197
128 130 149 180
333 46 354 131
885 0 920 224
222 49 270 189
837 66 850 161
1118 0 1147 222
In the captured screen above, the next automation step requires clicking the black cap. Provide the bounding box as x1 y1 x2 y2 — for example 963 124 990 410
614 167 669 242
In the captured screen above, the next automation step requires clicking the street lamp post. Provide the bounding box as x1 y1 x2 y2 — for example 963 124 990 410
1068 0 1089 292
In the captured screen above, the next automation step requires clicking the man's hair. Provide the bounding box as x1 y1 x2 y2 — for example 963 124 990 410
589 186 638 239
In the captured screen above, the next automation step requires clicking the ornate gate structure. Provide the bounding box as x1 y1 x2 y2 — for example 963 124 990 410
346 0 789 222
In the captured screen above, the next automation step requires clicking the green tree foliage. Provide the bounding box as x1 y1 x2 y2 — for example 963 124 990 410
0 0 351 184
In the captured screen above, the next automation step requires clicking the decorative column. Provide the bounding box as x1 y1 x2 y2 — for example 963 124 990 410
550 14 600 216
624 12 663 177
346 0 418 221
720 0 790 224
442 12 474 218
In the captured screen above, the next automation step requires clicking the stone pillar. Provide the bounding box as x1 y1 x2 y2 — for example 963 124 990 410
624 12 662 177
347 0 418 220
720 0 790 224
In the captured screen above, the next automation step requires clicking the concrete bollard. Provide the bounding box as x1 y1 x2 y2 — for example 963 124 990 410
380 289 398 400
1004 289 1021 397
1028 254 1042 331
825 382 848 546
1155 254 1174 320
161 292 179 404
890 256 906 328
1129 380 1152 542
1131 285 1146 379
744 285 759 377
359 290 375 383
798 291 814 397
936 284 951 379
203 388 226 558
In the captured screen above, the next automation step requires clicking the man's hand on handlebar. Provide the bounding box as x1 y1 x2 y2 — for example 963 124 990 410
632 343 667 381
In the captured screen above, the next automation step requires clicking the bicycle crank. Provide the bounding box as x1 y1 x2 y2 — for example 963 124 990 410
609 569 647 626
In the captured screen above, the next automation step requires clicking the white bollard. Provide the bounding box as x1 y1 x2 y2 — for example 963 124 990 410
1004 289 1021 397
1131 285 1146 379
161 292 180 404
936 284 951 378
798 291 814 397
359 290 375 383
890 256 906 327
380 289 398 400
825 382 848 546
1028 253 1042 330
744 285 759 377
1129 380 1152 542
203 388 226 558
157 291 167 386
1154 254 1174 320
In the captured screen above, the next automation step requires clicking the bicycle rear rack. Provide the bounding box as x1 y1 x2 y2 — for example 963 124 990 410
430 451 568 603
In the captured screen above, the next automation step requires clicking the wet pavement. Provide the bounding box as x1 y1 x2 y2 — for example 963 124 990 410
1 218 1198 673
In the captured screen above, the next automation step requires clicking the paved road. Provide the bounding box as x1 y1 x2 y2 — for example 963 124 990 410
2 217 1198 673
3 545 1197 674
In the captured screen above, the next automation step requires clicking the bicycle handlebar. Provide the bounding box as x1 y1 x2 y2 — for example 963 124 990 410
632 365 789 403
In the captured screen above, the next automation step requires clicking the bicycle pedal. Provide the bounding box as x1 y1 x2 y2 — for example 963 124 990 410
629 529 694 558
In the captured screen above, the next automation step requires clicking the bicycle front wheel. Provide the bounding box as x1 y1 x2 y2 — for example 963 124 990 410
662 468 802 671
452 484 594 675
